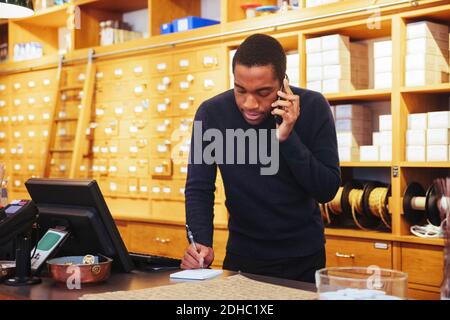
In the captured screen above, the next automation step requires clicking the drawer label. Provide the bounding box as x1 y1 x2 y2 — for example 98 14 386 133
374 242 389 250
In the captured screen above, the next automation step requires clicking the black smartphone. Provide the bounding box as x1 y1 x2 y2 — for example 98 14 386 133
274 75 289 125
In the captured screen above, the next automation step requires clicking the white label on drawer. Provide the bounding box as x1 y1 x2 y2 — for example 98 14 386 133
14 180 21 187
14 164 21 170
61 94 67 101
180 124 189 132
43 96 51 103
0 101 5 107
0 132 5 138
109 146 118 153
134 86 144 95
96 72 104 79
28 164 35 171
99 166 107 172
58 111 66 118
28 131 35 138
43 79 51 86
109 166 118 173
14 83 21 90
128 166 137 173
0 148 5 154
134 105 144 113
129 185 137 192
157 84 167 92
3 116 8 122
134 66 143 74
92 165 99 172
154 166 163 173
179 59 189 68
105 127 113 135
14 131 20 138
28 114 35 121
92 146 100 153
78 73 86 81
140 186 148 193
28 81 36 88
203 56 215 66
43 113 50 120
58 128 67 136
114 69 123 77
157 103 167 112
374 242 389 250
96 108 105 116
157 145 168 153
129 126 138 133
110 183 117 191
180 166 188 173
115 107 124 115
78 91 84 98
14 99 21 106
179 102 189 110
157 63 167 71
152 186 161 193
80 165 86 171
179 188 185 195
43 130 48 137
59 164 66 172
0 84 5 91
204 79 215 89
11 116 17 122
163 187 171 194
129 146 138 153
28 97 36 105
179 81 189 90
156 124 167 132
10 148 17 154
180 145 190 152
100 147 108 153
162 76 171 85
18 115 24 121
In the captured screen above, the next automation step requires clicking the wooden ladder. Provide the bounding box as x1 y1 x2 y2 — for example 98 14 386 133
43 49 96 179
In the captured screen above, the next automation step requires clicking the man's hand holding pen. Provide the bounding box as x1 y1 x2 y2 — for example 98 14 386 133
181 224 214 269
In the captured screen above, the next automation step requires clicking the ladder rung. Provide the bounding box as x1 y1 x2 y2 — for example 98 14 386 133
60 85 83 91
55 117 78 122
50 149 73 153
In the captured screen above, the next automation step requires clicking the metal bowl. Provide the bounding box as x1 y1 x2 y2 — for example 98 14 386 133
47 255 112 284
0 261 15 282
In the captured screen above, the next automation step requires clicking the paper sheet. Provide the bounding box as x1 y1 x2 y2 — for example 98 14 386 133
80 274 318 300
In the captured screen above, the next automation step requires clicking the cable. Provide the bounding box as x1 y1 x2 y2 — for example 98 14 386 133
410 219 446 238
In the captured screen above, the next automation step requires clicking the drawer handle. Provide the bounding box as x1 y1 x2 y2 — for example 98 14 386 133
154 237 171 244
336 252 355 259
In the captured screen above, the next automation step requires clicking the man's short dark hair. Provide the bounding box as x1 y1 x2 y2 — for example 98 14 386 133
232 34 286 85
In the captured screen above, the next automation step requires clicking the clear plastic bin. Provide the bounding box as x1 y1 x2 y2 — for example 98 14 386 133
316 267 408 300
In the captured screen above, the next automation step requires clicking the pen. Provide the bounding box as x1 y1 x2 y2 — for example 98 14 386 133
186 224 203 268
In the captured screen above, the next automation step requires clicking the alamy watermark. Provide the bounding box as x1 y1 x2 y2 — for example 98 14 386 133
187 121 280 176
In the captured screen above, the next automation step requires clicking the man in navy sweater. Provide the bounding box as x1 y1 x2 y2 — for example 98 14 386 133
181 34 341 282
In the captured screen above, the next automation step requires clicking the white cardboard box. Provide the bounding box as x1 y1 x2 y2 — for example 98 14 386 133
380 145 392 161
373 132 381 146
408 113 428 130
323 65 351 80
307 52 323 66
374 57 393 73
379 114 392 132
406 130 427 146
374 72 392 89
307 66 323 82
426 145 449 162
406 145 426 162
334 104 369 119
428 111 450 129
337 132 371 147
406 38 449 56
321 50 351 66
373 40 392 58
406 21 449 42
360 145 380 161
306 38 322 54
321 34 350 51
335 119 371 132
427 128 450 145
405 70 449 87
379 131 392 146
307 81 322 92
405 53 449 72
338 147 360 162
322 79 352 93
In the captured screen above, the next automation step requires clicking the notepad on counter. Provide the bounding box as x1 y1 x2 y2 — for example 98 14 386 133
170 269 223 280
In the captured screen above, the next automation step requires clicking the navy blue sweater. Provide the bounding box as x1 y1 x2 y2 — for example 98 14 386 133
185 87 341 259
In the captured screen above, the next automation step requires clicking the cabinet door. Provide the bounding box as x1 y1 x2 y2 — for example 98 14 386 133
401 243 443 287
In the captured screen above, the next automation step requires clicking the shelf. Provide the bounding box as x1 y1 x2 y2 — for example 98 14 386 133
325 228 393 241
325 89 391 102
14 3 69 28
340 162 392 167
400 162 450 168
393 235 445 247
400 83 450 94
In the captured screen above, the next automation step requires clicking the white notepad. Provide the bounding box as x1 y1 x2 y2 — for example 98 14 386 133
170 269 223 280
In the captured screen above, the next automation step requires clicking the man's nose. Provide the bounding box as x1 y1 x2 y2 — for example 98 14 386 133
243 95 259 110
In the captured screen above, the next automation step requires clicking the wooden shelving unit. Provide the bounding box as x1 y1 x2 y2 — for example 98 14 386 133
0 0 449 299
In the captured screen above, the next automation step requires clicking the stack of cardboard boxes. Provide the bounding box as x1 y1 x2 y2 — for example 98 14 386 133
360 114 392 162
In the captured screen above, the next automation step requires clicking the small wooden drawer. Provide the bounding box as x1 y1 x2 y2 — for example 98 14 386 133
129 223 186 259
325 236 392 269
149 55 173 74
401 243 443 287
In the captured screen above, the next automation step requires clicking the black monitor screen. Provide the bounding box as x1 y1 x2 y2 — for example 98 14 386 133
25 178 134 273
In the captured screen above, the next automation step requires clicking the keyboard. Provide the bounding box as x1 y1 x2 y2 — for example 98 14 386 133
129 253 181 271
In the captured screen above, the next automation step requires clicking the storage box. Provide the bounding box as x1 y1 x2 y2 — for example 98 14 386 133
322 49 351 66
405 54 449 73
379 131 392 146
374 72 392 89
380 145 392 162
406 130 426 146
406 21 449 42
374 57 393 73
338 147 360 162
408 113 428 130
160 22 173 34
307 52 323 67
373 132 381 146
427 145 449 162
323 65 351 80
406 70 449 87
335 104 370 120
307 66 323 81
406 38 449 56
307 81 322 92
373 40 392 58
321 34 350 51
379 114 392 132
306 38 322 54
337 132 371 147
172 16 220 33
427 128 450 145
322 79 352 93
360 145 380 161
406 146 426 162
428 111 450 129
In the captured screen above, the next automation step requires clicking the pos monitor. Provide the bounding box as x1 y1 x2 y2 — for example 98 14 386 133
25 178 134 273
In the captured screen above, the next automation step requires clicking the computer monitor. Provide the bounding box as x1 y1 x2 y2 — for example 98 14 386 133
25 178 134 273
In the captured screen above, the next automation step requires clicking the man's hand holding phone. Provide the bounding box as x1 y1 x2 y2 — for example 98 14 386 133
271 78 300 142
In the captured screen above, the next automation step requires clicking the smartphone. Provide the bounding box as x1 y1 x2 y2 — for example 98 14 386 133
274 74 289 125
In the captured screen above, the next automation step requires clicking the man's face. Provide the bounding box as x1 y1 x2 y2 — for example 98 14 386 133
233 64 280 125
